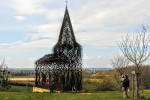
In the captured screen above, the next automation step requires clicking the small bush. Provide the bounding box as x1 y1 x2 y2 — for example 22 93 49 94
96 76 119 91
9 81 33 87
0 85 11 91
8 88 22 92
82 79 98 92
0 87 6 91
82 76 119 92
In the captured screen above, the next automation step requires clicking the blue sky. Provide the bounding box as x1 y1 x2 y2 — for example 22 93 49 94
0 0 150 68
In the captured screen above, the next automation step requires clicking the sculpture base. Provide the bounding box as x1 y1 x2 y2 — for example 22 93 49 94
33 87 50 93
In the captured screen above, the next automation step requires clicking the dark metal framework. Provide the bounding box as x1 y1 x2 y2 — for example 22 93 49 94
35 7 82 92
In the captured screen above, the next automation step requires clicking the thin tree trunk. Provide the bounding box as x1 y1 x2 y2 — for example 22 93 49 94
136 73 140 99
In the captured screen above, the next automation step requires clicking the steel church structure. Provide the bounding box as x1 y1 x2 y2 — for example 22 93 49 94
35 6 82 92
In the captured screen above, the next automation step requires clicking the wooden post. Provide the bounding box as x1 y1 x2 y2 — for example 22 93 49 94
133 74 134 99
141 73 144 97
135 73 138 99
142 85 144 97
132 71 135 99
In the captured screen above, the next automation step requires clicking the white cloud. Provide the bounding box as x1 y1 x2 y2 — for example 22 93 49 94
75 31 125 48
6 58 35 68
28 58 37 62
45 9 64 21
83 55 114 68
9 0 65 21
28 23 60 40
10 0 53 15
14 15 26 20
0 38 55 56
2 0 150 68
71 0 150 32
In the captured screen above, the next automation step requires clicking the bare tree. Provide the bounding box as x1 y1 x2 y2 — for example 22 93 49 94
0 59 6 69
111 55 129 75
0 58 10 88
110 55 129 86
118 25 150 98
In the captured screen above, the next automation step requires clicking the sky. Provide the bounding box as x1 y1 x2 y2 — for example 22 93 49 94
0 0 150 68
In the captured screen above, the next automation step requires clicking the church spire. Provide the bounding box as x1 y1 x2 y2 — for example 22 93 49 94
66 0 68 7
58 5 76 44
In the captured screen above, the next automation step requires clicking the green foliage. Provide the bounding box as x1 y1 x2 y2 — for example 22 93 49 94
0 59 11 90
11 85 33 92
0 87 6 91
0 85 33 92
0 86 11 91
82 79 98 92
96 76 119 91
82 69 91 78
83 76 119 92
8 87 22 92
96 71 108 75
0 70 11 91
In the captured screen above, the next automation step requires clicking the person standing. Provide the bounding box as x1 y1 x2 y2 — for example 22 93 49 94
122 75 130 98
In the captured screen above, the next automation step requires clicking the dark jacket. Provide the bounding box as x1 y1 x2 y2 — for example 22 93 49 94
122 79 129 87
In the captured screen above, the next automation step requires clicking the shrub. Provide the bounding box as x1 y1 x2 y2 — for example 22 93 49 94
8 88 22 92
0 87 6 91
0 85 11 91
82 79 98 92
82 76 119 92
96 76 119 91
9 81 33 87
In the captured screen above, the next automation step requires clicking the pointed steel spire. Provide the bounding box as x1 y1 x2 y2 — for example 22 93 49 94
58 5 76 44
66 0 68 7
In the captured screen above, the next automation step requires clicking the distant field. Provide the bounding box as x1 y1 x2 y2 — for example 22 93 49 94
9 78 35 81
9 78 103 83
9 78 35 86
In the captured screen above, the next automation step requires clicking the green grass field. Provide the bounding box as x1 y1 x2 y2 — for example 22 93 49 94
0 90 150 100
0 86 150 100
